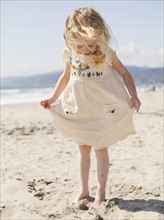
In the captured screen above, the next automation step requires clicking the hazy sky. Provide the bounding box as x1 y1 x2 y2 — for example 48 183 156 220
1 0 163 77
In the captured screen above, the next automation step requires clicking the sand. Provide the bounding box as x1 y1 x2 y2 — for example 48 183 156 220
1 89 164 220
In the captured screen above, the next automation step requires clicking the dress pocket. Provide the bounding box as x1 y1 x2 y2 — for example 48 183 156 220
61 95 78 116
63 105 78 115
102 102 126 119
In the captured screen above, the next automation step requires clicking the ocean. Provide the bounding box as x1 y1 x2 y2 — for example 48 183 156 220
1 87 53 105
1 84 163 105
1 66 163 105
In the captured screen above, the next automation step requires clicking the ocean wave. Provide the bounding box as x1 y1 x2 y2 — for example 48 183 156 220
1 84 163 105
1 87 53 105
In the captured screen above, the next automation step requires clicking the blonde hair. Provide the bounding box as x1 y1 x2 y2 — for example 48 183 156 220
63 7 117 63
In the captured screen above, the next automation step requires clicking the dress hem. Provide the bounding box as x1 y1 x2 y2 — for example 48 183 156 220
55 127 136 150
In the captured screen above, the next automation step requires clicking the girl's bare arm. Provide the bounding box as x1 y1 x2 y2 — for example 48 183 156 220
40 63 70 108
111 52 141 111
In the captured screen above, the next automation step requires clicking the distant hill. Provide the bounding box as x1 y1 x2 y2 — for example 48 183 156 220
127 66 163 85
1 66 163 89
1 72 61 89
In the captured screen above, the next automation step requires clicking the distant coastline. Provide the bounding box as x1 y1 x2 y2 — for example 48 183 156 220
1 66 164 89
1 66 163 105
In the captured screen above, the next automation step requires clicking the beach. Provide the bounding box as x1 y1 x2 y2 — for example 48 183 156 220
1 89 164 220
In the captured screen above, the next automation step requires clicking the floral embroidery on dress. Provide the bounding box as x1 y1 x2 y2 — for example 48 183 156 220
70 55 104 78
91 57 103 69
71 63 90 76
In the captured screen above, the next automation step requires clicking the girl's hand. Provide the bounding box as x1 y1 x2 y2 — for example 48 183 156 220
130 97 141 112
40 99 52 109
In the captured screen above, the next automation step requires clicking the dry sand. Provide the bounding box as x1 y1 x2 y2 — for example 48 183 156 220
1 89 164 220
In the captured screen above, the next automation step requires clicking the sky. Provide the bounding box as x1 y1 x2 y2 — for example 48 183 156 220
1 0 163 77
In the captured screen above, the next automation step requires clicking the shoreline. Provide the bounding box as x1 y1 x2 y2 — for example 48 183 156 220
1 84 163 106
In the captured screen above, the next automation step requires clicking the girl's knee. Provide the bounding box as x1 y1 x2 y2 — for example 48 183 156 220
95 147 108 153
95 147 109 157
79 145 92 154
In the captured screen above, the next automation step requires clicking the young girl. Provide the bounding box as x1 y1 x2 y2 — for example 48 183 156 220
40 7 141 209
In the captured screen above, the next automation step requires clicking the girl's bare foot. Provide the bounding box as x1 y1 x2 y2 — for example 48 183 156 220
89 200 103 210
89 189 105 210
70 192 90 206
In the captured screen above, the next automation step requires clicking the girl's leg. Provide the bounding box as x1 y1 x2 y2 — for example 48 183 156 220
71 144 92 204
90 147 109 209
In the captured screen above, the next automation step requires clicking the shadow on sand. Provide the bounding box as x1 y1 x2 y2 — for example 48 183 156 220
107 198 164 215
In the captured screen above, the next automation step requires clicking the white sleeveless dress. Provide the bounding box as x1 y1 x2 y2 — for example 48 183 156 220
49 52 136 150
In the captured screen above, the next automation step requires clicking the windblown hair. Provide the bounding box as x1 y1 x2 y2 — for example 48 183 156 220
63 7 117 63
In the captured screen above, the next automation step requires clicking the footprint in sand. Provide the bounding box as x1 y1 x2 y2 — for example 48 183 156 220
27 178 53 200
